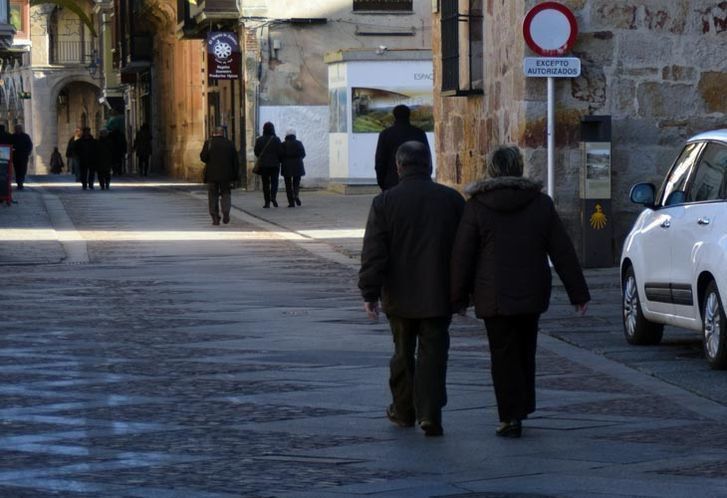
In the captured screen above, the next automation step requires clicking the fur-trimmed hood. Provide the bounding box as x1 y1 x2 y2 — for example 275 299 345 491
464 176 543 212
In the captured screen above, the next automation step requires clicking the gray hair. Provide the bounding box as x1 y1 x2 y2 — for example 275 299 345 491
395 141 431 173
487 145 524 178
213 126 225 136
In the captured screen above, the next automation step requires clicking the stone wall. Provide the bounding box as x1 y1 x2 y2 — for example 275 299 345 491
433 0 726 262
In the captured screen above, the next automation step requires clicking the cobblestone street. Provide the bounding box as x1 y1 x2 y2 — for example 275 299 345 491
2 177 727 497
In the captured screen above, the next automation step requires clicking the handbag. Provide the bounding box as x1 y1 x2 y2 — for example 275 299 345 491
253 137 273 175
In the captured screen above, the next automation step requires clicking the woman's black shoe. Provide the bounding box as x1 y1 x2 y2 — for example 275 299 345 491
496 419 522 438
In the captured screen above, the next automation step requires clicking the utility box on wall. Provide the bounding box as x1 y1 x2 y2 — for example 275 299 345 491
580 115 614 268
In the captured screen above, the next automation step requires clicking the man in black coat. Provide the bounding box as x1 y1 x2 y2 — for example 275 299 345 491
374 105 429 191
359 141 465 437
74 128 98 190
12 124 33 190
200 126 239 225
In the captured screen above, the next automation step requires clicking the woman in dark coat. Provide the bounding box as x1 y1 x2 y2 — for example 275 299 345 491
96 129 114 190
253 122 282 208
281 128 306 207
450 145 590 438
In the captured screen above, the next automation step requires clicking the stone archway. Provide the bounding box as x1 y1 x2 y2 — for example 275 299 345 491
54 79 101 163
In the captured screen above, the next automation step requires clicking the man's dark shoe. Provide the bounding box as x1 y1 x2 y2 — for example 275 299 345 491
212 216 221 225
272 199 278 208
496 419 522 438
386 405 415 428
419 419 444 437
222 213 230 224
295 197 301 206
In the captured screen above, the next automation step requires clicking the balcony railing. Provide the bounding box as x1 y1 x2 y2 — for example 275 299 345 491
49 39 94 65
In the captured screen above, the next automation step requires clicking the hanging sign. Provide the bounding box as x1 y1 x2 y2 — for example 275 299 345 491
522 1 578 56
207 32 240 80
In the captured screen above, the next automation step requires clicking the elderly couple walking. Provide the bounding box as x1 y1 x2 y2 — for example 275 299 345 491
358 141 590 438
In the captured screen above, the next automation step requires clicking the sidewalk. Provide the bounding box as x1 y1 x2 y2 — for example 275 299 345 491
0 185 65 265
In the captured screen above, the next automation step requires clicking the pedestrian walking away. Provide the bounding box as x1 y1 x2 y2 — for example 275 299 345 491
254 122 282 208
12 124 33 190
134 123 152 177
450 145 590 439
281 128 306 207
359 141 465 437
374 104 430 191
200 126 239 225
75 128 98 190
50 147 64 174
96 129 114 190
66 127 82 179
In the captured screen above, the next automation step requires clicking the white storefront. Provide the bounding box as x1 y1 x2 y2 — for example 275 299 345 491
325 49 434 189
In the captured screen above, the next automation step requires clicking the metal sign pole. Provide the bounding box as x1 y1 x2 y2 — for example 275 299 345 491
547 76 555 199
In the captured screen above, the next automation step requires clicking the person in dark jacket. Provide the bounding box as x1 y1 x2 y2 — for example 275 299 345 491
0 124 13 146
359 141 465 437
374 105 430 191
12 124 33 190
109 128 127 176
254 122 282 208
450 145 590 438
96 129 114 190
134 123 152 177
281 128 306 207
200 126 239 225
49 147 64 174
75 127 98 190
66 127 81 179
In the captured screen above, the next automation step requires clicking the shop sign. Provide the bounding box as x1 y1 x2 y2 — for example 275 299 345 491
207 32 240 80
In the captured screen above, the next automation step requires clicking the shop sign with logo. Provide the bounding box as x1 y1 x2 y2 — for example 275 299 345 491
207 32 240 80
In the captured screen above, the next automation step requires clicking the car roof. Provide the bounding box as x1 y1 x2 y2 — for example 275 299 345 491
688 129 727 144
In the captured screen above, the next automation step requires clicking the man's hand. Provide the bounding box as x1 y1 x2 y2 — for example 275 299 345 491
364 301 380 322
575 303 588 316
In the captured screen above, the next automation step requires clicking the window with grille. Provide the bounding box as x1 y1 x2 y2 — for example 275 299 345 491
441 0 483 95
353 0 412 12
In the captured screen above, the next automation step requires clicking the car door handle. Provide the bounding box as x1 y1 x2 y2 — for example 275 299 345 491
661 219 671 228
698 217 711 225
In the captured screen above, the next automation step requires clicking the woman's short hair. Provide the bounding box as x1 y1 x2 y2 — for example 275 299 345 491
262 122 275 135
487 146 524 178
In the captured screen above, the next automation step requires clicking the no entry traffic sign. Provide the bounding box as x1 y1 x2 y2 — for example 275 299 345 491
523 2 578 56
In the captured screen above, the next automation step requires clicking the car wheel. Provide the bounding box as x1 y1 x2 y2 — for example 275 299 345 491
702 281 727 370
622 266 664 345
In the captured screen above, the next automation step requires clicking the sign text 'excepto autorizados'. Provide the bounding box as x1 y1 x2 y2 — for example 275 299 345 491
523 57 581 78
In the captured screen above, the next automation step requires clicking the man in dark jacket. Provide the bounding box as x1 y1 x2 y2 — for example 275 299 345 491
359 140 465 437
74 128 97 190
374 105 429 191
450 145 590 438
12 124 33 190
200 126 239 225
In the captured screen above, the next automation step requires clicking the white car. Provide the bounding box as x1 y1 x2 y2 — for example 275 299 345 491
621 129 727 369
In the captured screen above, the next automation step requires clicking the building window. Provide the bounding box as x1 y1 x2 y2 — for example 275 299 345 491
353 0 412 12
441 0 483 95
9 1 28 39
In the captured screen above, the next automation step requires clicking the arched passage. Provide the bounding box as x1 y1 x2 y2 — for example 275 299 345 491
54 80 102 161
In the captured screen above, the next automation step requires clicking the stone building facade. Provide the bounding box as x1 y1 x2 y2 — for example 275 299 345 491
433 0 726 263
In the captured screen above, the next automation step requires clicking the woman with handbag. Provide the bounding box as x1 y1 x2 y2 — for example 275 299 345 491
254 122 283 208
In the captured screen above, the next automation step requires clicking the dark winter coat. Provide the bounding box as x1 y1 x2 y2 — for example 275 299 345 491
74 136 98 170
200 135 239 183
450 176 590 318
281 135 306 177
66 137 78 159
254 133 282 173
96 136 114 174
374 119 430 190
13 132 33 163
358 170 465 318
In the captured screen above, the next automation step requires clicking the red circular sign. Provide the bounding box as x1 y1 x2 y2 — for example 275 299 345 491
523 2 578 56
